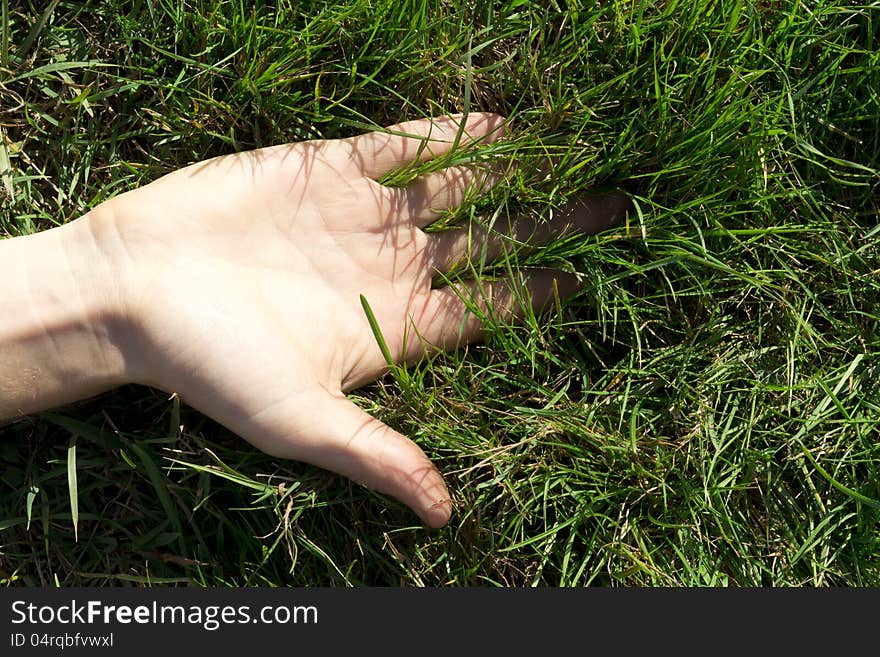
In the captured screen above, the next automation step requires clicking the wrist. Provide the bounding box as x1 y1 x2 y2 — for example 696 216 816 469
0 207 136 420
66 200 153 388
82 192 160 388
62 206 135 380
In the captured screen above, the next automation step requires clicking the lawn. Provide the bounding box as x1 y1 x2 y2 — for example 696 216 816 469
1 0 878 586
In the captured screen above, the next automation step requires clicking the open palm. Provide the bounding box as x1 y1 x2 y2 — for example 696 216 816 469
98 113 627 526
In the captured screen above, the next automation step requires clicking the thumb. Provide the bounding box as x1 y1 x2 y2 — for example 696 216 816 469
255 392 452 528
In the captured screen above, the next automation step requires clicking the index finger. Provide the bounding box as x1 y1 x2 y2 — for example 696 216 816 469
342 112 507 179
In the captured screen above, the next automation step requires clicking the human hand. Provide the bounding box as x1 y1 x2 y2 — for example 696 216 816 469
83 113 629 527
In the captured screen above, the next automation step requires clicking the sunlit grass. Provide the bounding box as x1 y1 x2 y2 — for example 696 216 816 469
0 0 878 586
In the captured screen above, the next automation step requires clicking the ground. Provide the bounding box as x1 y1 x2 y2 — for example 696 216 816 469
0 0 878 586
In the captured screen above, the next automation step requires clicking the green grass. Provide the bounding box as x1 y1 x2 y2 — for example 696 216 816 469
1 0 879 586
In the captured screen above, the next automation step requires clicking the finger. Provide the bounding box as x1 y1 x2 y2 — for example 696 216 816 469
244 392 452 528
343 112 506 179
380 163 505 227
426 192 632 273
412 268 580 351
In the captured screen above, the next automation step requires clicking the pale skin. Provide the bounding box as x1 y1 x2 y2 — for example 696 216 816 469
0 112 630 527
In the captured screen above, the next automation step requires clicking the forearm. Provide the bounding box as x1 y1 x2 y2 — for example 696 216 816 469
0 210 130 422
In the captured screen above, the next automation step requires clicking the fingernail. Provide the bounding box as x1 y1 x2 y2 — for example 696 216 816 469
423 498 452 528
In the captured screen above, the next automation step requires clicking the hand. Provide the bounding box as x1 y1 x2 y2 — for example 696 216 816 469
83 113 629 527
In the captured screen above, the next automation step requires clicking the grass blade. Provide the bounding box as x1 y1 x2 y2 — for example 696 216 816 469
25 485 38 532
360 294 394 367
1 0 8 69
16 0 60 64
127 442 184 545
795 439 880 511
0 127 13 201
66 439 78 543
